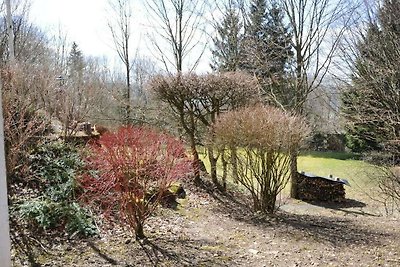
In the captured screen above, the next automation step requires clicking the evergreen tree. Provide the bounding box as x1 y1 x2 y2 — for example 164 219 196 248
210 1 243 72
264 2 293 75
240 0 269 75
67 42 85 82
240 0 293 106
342 0 400 161
63 42 87 133
263 1 294 107
342 24 382 153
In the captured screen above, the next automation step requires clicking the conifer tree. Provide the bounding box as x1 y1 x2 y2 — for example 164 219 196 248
67 42 85 82
264 2 293 75
342 0 400 161
210 1 243 72
263 1 294 107
240 0 269 76
62 42 87 135
240 0 293 106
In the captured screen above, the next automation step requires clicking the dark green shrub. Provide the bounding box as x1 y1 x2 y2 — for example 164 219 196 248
309 132 326 151
344 126 382 153
17 140 97 237
309 132 346 152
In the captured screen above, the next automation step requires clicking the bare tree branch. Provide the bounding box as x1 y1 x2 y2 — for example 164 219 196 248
107 0 133 124
145 0 208 73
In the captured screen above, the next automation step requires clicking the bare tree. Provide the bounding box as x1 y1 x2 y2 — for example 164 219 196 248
131 55 158 103
1 63 51 180
192 72 261 189
53 25 70 75
1 0 44 66
276 0 358 198
280 0 357 114
145 0 207 73
149 72 260 184
107 0 133 124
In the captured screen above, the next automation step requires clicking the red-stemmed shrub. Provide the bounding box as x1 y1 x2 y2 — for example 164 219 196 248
80 127 192 239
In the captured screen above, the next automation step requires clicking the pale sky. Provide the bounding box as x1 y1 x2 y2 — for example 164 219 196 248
29 0 211 73
30 0 145 59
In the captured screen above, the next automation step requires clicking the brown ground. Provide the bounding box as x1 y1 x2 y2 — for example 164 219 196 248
12 180 400 267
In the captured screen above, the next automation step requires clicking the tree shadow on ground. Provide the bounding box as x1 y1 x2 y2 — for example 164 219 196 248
302 198 379 217
305 198 367 209
275 212 390 247
300 151 360 160
134 236 232 267
86 232 234 267
200 183 391 248
87 241 119 265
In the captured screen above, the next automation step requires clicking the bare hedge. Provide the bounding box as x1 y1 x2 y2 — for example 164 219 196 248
213 105 309 213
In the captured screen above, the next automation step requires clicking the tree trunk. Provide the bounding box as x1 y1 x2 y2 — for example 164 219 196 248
290 152 299 199
207 146 220 188
221 151 228 191
6 0 14 62
125 60 131 125
179 106 201 184
190 135 201 184
135 221 145 240
230 146 238 184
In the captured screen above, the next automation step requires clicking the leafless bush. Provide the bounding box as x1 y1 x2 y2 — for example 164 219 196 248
1 64 51 181
378 166 400 214
213 105 309 213
81 127 192 239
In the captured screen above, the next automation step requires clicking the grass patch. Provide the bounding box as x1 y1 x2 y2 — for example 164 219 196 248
298 152 377 186
297 151 385 200
300 151 360 160
199 149 383 199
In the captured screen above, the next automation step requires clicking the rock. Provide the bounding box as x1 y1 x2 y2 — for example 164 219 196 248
169 182 186 199
145 183 186 208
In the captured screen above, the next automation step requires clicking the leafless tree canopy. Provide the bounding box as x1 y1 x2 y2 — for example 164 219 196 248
107 0 133 124
149 71 261 183
280 0 357 114
145 0 208 73
1 64 51 179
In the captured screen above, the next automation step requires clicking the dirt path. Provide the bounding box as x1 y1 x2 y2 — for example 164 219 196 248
14 182 400 266
174 186 400 267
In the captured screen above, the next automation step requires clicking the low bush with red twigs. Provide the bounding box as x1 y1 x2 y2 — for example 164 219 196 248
80 127 192 239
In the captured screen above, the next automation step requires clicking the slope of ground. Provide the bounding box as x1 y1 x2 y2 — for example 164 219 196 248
12 152 400 266
13 179 400 267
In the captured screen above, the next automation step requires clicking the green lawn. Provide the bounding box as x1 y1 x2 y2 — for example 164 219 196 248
200 150 383 199
298 151 374 186
297 151 383 199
